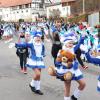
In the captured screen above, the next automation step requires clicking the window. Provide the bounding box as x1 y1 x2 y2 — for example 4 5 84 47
35 3 39 8
63 7 65 11
0 9 2 12
26 10 28 12
31 3 35 8
25 4 29 8
29 3 31 8
19 5 22 9
39 4 43 8
12 6 17 10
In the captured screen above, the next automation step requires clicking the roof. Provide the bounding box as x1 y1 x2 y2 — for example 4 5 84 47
0 0 32 8
61 0 76 3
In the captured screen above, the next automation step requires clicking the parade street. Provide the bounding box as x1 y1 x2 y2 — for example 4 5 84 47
0 39 100 100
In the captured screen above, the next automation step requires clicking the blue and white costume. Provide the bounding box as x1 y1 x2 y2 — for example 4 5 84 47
54 36 85 81
55 60 83 81
26 41 45 69
84 45 100 92
15 35 45 69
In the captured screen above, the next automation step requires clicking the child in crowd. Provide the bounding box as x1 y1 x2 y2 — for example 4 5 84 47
83 45 100 92
15 31 45 95
81 30 100 92
62 34 86 100
16 32 28 74
48 34 86 100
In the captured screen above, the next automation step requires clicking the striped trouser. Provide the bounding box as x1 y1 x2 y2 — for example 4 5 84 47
97 75 100 92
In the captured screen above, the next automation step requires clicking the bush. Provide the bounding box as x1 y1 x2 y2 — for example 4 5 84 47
68 14 88 23
19 19 24 22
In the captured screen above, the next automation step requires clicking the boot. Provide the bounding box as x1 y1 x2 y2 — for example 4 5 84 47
71 95 77 100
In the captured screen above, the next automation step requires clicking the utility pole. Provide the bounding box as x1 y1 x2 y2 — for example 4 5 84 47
66 1 69 23
83 0 85 14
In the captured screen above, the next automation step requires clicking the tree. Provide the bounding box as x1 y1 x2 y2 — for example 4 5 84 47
19 19 24 23
49 9 61 19
71 0 100 15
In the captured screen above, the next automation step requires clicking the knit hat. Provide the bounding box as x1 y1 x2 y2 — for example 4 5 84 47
63 32 77 44
34 31 42 37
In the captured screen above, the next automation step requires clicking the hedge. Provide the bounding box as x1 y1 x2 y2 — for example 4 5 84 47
68 14 88 23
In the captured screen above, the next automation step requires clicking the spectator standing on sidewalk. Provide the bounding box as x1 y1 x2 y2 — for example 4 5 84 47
16 31 28 74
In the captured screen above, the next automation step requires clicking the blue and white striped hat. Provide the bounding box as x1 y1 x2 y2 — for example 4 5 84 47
34 31 42 37
63 32 77 44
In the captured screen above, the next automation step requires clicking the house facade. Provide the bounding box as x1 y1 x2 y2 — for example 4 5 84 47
46 0 76 18
0 0 50 22
46 3 71 18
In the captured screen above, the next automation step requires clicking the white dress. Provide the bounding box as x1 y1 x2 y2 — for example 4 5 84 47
26 42 45 69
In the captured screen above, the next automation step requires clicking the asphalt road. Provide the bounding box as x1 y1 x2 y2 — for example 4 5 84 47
0 39 100 100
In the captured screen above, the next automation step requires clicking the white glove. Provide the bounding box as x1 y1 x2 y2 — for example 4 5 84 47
80 44 88 53
8 43 15 48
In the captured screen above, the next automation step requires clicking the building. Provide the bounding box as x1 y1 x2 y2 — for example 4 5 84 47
46 0 75 18
0 0 51 22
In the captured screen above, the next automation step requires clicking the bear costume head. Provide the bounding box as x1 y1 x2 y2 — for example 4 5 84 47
56 50 75 68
